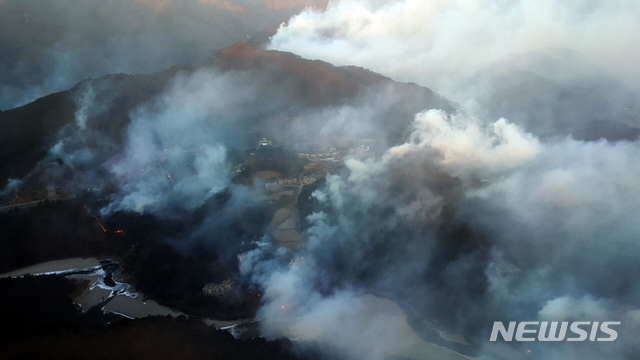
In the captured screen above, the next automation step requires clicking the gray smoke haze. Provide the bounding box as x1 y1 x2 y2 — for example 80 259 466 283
22 68 266 217
240 108 640 359
0 0 328 110
270 0 640 92
10 53 431 218
212 1 640 358
269 0 640 140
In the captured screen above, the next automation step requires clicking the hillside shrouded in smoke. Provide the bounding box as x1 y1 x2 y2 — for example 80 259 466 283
241 110 640 359
1 1 639 360
261 1 639 358
270 0 640 141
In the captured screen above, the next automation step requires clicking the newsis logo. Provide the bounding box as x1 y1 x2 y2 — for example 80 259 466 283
490 321 621 342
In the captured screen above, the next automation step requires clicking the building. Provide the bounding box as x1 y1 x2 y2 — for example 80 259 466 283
202 279 235 297
46 185 57 198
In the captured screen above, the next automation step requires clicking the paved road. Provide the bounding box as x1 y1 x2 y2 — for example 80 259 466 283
0 195 75 213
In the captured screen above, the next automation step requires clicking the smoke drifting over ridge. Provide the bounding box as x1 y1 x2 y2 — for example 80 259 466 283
3 42 450 233
270 0 640 140
270 0 640 91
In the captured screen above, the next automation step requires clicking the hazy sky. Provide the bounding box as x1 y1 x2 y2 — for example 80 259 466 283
0 0 328 110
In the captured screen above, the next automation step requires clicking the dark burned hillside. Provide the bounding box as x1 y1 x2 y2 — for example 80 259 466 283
0 194 268 319
0 201 122 273
0 72 178 182
0 276 317 360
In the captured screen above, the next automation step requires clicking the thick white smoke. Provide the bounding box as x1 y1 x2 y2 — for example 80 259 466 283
270 0 640 96
270 0 640 142
243 105 640 359
388 110 540 178
102 70 253 215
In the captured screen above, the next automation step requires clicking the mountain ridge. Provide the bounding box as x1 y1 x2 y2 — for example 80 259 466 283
0 41 454 184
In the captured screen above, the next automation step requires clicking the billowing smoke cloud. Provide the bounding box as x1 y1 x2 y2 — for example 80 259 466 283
240 104 640 359
101 69 256 215
24 68 269 218
269 0 640 140
270 0 640 92
388 110 540 178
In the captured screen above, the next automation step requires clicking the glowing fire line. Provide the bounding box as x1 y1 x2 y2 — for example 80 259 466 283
94 217 108 233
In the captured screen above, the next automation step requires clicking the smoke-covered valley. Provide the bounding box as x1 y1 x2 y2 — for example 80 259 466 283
1 1 639 360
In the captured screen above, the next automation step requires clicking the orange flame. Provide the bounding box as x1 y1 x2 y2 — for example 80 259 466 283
114 230 125 235
95 217 108 233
